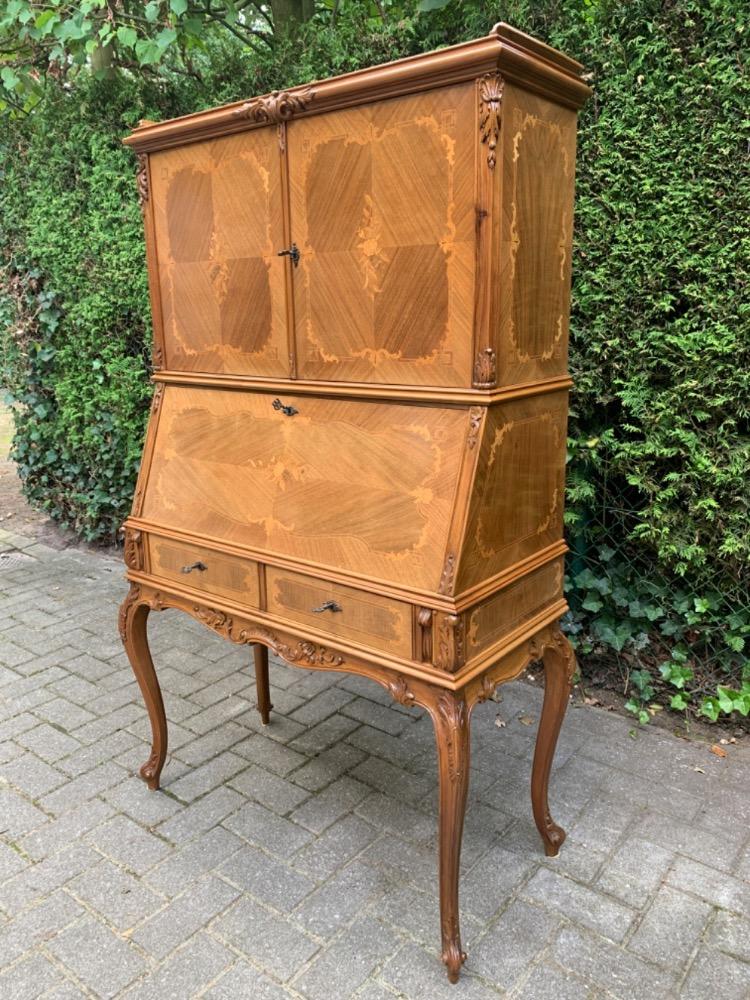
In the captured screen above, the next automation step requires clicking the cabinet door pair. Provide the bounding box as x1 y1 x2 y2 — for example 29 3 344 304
148 83 477 387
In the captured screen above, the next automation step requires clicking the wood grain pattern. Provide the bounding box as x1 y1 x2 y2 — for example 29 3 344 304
121 26 589 985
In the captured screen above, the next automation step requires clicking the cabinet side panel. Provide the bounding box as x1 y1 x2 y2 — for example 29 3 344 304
288 83 476 387
150 129 289 377
456 391 568 593
497 85 578 387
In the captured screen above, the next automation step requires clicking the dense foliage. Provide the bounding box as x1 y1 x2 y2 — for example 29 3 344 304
1 0 748 724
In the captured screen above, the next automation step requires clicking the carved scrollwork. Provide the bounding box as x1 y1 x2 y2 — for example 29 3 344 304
151 383 165 415
118 584 141 644
476 674 498 705
467 407 483 450
123 529 143 572
152 342 164 371
438 552 456 596
472 347 497 388
435 614 465 672
417 607 433 662
136 153 149 208
436 692 469 784
233 87 315 125
387 676 416 708
479 73 504 170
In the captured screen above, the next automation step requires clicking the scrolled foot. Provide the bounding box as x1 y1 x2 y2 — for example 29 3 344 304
540 812 566 857
442 944 467 984
139 750 163 791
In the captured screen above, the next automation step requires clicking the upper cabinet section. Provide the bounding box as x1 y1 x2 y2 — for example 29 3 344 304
149 129 289 377
129 23 590 390
288 84 475 387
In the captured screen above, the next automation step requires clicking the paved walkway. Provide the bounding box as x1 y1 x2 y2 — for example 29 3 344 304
0 526 749 999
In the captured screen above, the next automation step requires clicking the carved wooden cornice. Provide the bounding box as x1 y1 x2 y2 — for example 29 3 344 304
472 347 497 388
232 87 315 125
479 73 504 170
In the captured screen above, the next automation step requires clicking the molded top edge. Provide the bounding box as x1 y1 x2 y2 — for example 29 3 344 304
124 23 590 152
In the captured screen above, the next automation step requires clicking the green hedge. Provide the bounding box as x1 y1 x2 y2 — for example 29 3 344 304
1 0 748 720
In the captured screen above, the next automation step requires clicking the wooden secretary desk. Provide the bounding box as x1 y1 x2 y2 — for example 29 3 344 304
119 23 590 983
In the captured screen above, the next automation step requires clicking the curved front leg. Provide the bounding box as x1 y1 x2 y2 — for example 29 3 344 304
531 630 575 856
253 643 273 726
429 690 471 984
119 585 167 790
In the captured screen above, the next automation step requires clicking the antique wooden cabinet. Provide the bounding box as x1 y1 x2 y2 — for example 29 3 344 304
120 23 590 983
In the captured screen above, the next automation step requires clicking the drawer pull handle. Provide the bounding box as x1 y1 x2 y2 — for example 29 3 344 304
312 600 343 614
181 561 207 574
272 398 298 417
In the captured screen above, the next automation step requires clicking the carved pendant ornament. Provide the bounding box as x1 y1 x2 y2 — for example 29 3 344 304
135 153 149 208
473 346 497 388
479 73 504 169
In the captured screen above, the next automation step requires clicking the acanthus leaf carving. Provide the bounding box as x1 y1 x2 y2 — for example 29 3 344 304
438 552 456 596
476 674 498 704
118 584 141 644
472 347 497 388
232 87 314 125
436 691 469 784
387 676 416 708
479 73 504 170
435 614 465 672
123 529 143 572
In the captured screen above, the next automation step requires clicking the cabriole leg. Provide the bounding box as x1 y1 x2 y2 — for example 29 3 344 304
531 630 575 856
253 642 273 726
430 689 471 984
119 586 167 790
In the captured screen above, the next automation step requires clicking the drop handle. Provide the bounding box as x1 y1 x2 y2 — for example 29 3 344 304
277 243 300 267
272 398 298 416
181 561 207 574
312 600 343 614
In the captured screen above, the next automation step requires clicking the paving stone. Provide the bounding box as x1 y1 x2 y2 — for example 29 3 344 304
0 890 84 965
220 844 318 911
223 801 313 858
290 687 356 727
460 845 535 921
146 826 245 897
290 714 362 755
636 810 746 874
350 756 433 804
228 763 311 814
172 722 247 766
355 793 435 845
19 797 114 861
522 868 636 942
680 945 750 1000
46 914 148 998
293 915 401 1000
377 881 483 950
359 834 437 894
707 910 750 963
68 858 164 930
552 926 676 999
0 952 68 999
594 836 673 908
14 723 81 763
292 860 392 940
291 743 367 792
2 752 67 798
666 856 750 916
341 697 410 736
469 899 559 990
381 941 500 1000
101 778 182 827
0 842 29 882
156 786 245 844
213 896 319 981
0 843 99 915
122 931 234 999
0 787 48 837
231 733 309 775
86 814 171 875
131 874 240 959
167 750 249 803
38 760 126 815
204 960 295 999
628 885 711 970
182 696 255 736
513 961 596 1000
293 813 379 879
290 776 370 834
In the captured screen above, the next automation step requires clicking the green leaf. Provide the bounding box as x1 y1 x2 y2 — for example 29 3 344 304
116 25 138 48
417 0 453 9
0 67 19 90
145 1 160 23
170 0 188 14
670 692 689 710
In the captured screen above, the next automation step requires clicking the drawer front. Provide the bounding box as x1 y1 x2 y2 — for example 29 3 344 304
266 568 412 659
148 536 260 608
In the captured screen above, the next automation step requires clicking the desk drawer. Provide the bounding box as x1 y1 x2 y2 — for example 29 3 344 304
266 568 412 659
148 536 260 608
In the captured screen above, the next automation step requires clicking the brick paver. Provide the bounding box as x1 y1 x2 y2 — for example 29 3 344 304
1 526 749 998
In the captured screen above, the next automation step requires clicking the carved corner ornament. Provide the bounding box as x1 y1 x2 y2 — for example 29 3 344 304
436 691 469 783
467 406 483 450
435 613 465 672
135 153 149 209
438 552 456 596
232 87 315 125
479 73 504 170
151 383 165 415
417 606 433 662
472 347 497 388
388 675 416 708
123 529 143 572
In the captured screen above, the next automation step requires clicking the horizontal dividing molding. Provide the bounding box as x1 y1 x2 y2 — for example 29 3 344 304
154 371 573 406
124 23 590 153
125 519 567 612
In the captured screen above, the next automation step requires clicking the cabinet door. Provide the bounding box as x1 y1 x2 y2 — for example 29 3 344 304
141 386 469 593
150 129 289 377
287 83 476 387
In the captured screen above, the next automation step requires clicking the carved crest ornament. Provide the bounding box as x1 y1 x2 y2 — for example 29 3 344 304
232 87 315 125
